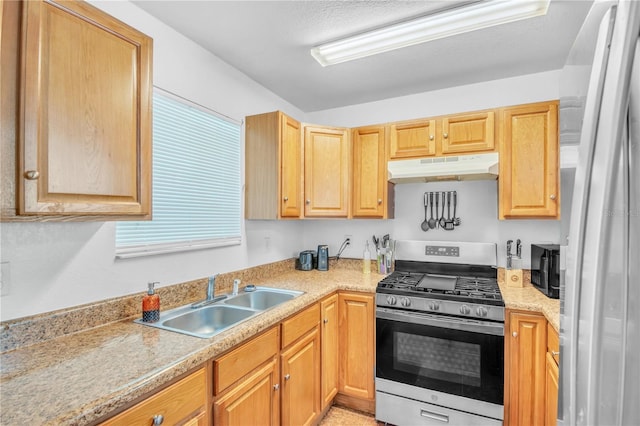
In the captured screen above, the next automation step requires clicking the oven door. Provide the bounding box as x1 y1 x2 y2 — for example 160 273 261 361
376 307 504 405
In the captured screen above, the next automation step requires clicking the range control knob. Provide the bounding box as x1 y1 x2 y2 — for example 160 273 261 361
476 307 488 318
428 302 440 311
400 297 411 307
459 305 471 315
386 296 397 306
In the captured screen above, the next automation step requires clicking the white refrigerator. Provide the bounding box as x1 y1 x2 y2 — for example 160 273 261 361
560 1 639 425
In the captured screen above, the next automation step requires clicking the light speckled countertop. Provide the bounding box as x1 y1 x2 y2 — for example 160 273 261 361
0 263 559 425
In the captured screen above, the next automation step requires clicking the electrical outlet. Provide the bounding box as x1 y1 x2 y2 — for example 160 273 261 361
0 261 10 297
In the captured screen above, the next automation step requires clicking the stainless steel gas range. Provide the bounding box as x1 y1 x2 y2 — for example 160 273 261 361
375 240 504 426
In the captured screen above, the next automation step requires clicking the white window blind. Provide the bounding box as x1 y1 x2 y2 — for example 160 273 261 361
116 90 241 258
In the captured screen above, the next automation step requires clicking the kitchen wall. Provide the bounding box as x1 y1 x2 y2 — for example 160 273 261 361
0 1 571 321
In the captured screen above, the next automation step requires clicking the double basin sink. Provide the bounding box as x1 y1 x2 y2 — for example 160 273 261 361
134 287 304 338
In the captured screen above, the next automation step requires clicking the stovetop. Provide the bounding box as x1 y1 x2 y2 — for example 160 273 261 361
377 270 503 306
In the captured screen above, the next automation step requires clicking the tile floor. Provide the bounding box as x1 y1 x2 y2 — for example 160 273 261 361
319 406 379 425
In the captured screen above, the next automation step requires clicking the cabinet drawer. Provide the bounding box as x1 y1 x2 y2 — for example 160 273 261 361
101 368 206 426
214 327 279 395
281 303 319 348
547 322 560 365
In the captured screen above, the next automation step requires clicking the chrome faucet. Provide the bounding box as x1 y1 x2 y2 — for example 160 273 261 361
191 274 224 308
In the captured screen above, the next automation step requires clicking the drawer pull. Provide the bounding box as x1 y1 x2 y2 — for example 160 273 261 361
273 383 279 391
153 414 164 425
512 331 518 338
284 374 291 380
420 409 449 423
552 350 560 356
323 318 329 324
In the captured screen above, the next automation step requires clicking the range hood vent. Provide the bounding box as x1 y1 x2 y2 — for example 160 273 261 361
388 152 499 183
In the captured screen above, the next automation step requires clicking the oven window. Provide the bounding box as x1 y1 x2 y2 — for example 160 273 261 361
395 332 481 387
376 316 504 405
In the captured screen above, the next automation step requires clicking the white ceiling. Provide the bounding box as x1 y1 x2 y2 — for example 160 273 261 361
132 0 594 112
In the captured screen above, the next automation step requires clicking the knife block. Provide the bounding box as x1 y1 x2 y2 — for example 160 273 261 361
506 268 524 287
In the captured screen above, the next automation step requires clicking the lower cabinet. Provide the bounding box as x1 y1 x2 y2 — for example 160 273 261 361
320 294 339 410
545 323 560 426
214 359 279 426
337 292 375 413
100 367 208 426
505 309 553 426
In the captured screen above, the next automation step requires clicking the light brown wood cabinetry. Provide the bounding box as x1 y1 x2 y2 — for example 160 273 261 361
320 294 339 410
303 126 350 217
389 111 495 159
214 359 280 426
545 324 560 426
505 310 548 426
245 111 302 219
213 327 280 426
100 367 207 426
1 0 152 220
389 119 437 159
337 292 375 413
441 111 495 154
280 327 321 426
499 101 559 219
352 126 394 218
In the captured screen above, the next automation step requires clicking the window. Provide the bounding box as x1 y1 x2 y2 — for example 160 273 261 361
116 89 241 258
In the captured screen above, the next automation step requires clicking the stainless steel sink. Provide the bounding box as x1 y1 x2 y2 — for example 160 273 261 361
160 305 256 338
224 288 303 310
134 286 304 338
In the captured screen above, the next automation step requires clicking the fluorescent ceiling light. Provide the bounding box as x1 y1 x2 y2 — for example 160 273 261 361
311 0 551 66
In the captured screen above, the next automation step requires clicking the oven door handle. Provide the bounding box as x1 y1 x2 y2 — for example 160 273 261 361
376 308 504 336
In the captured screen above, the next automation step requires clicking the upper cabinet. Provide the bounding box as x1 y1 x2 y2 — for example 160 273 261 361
1 0 153 220
245 111 302 219
352 126 393 219
303 126 350 218
389 111 495 159
441 111 495 154
499 101 559 219
389 119 437 159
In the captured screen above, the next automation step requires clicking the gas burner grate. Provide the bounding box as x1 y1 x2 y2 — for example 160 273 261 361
452 277 502 300
378 272 423 287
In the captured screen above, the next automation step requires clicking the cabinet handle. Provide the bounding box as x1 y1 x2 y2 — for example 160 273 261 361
552 350 560 356
284 374 291 380
550 194 557 200
306 200 310 205
323 318 329 324
429 135 434 141
24 170 40 180
153 414 164 425
377 199 382 205
283 196 288 202
273 383 280 390
443 132 448 139
512 331 518 338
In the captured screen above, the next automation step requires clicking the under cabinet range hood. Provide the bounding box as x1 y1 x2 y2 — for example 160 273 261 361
388 152 499 183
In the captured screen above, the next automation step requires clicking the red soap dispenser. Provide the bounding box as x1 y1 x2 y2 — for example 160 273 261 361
142 282 160 322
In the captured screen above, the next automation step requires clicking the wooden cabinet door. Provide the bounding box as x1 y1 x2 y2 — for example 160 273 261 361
19 0 152 216
505 310 547 426
280 327 320 426
352 126 388 218
338 292 375 402
303 126 350 217
545 353 559 426
441 111 495 154
499 101 559 219
214 359 279 426
101 368 207 426
389 119 436 159
320 294 339 410
280 113 303 218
